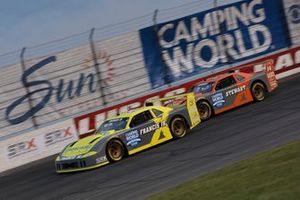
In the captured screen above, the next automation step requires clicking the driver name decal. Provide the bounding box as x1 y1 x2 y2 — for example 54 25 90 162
140 121 166 135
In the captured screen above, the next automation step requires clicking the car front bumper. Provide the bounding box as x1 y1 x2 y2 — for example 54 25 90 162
55 154 109 173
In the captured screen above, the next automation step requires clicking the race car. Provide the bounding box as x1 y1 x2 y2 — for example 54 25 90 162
191 65 278 120
55 93 200 173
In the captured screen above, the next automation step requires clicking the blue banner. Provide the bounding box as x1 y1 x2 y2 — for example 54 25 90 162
139 0 290 88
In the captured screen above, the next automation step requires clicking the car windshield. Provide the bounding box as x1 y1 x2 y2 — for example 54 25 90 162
97 117 129 135
193 82 214 93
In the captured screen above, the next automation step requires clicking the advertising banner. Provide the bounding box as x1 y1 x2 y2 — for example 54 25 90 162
283 0 300 46
0 32 150 137
139 0 291 88
0 119 78 172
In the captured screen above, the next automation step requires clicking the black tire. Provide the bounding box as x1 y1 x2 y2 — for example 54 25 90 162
170 117 187 139
251 82 266 102
197 101 212 121
106 139 125 162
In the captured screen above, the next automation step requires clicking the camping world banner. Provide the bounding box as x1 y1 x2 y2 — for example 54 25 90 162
139 0 291 88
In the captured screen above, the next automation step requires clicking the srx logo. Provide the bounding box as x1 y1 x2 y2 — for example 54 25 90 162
7 138 37 158
44 127 73 145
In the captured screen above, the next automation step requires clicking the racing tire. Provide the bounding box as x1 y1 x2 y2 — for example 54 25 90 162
106 139 125 162
251 82 266 102
197 101 212 121
170 117 187 139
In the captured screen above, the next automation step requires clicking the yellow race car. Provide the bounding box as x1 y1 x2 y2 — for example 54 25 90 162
55 93 200 173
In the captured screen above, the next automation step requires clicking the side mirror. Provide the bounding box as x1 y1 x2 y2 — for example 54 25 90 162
145 102 153 106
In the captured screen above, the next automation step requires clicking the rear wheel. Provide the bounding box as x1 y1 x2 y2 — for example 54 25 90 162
170 117 187 139
197 101 212 121
106 139 125 162
251 82 266 102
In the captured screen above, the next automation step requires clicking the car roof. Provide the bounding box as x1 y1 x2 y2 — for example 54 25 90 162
196 71 249 85
107 106 169 120
205 73 233 82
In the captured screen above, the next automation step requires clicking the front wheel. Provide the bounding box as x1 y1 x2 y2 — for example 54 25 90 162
106 139 125 162
170 117 187 139
197 101 212 121
251 82 266 102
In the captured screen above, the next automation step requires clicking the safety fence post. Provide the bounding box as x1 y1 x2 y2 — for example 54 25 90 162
89 28 107 105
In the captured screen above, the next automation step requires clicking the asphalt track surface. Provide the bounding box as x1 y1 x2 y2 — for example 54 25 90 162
1 73 300 200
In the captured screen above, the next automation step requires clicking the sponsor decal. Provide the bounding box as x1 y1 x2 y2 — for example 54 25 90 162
264 60 278 90
96 156 107 164
226 85 246 97
212 93 225 108
6 138 38 159
125 130 141 147
64 145 92 152
44 127 73 146
140 121 166 135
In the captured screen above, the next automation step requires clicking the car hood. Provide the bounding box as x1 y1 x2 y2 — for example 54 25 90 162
62 134 103 157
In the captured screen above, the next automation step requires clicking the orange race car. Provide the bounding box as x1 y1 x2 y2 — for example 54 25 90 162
190 65 278 120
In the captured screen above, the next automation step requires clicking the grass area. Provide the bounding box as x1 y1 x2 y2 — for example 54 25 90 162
147 140 300 200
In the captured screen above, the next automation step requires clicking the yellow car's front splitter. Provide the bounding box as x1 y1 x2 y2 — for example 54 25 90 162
56 161 109 173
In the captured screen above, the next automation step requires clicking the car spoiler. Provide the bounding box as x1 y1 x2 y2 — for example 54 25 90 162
146 93 200 128
146 93 191 107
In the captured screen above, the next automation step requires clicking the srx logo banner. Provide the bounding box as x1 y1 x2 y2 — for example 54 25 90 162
44 127 73 146
7 138 38 159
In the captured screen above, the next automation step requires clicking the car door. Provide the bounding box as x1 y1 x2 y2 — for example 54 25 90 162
210 75 238 114
150 108 173 144
124 109 163 154
233 73 253 105
125 109 174 155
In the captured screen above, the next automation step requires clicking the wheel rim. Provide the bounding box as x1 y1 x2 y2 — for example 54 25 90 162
108 142 122 160
198 104 209 119
254 85 264 101
172 120 185 136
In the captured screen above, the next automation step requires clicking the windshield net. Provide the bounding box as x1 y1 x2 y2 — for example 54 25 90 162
193 82 214 93
98 117 129 133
